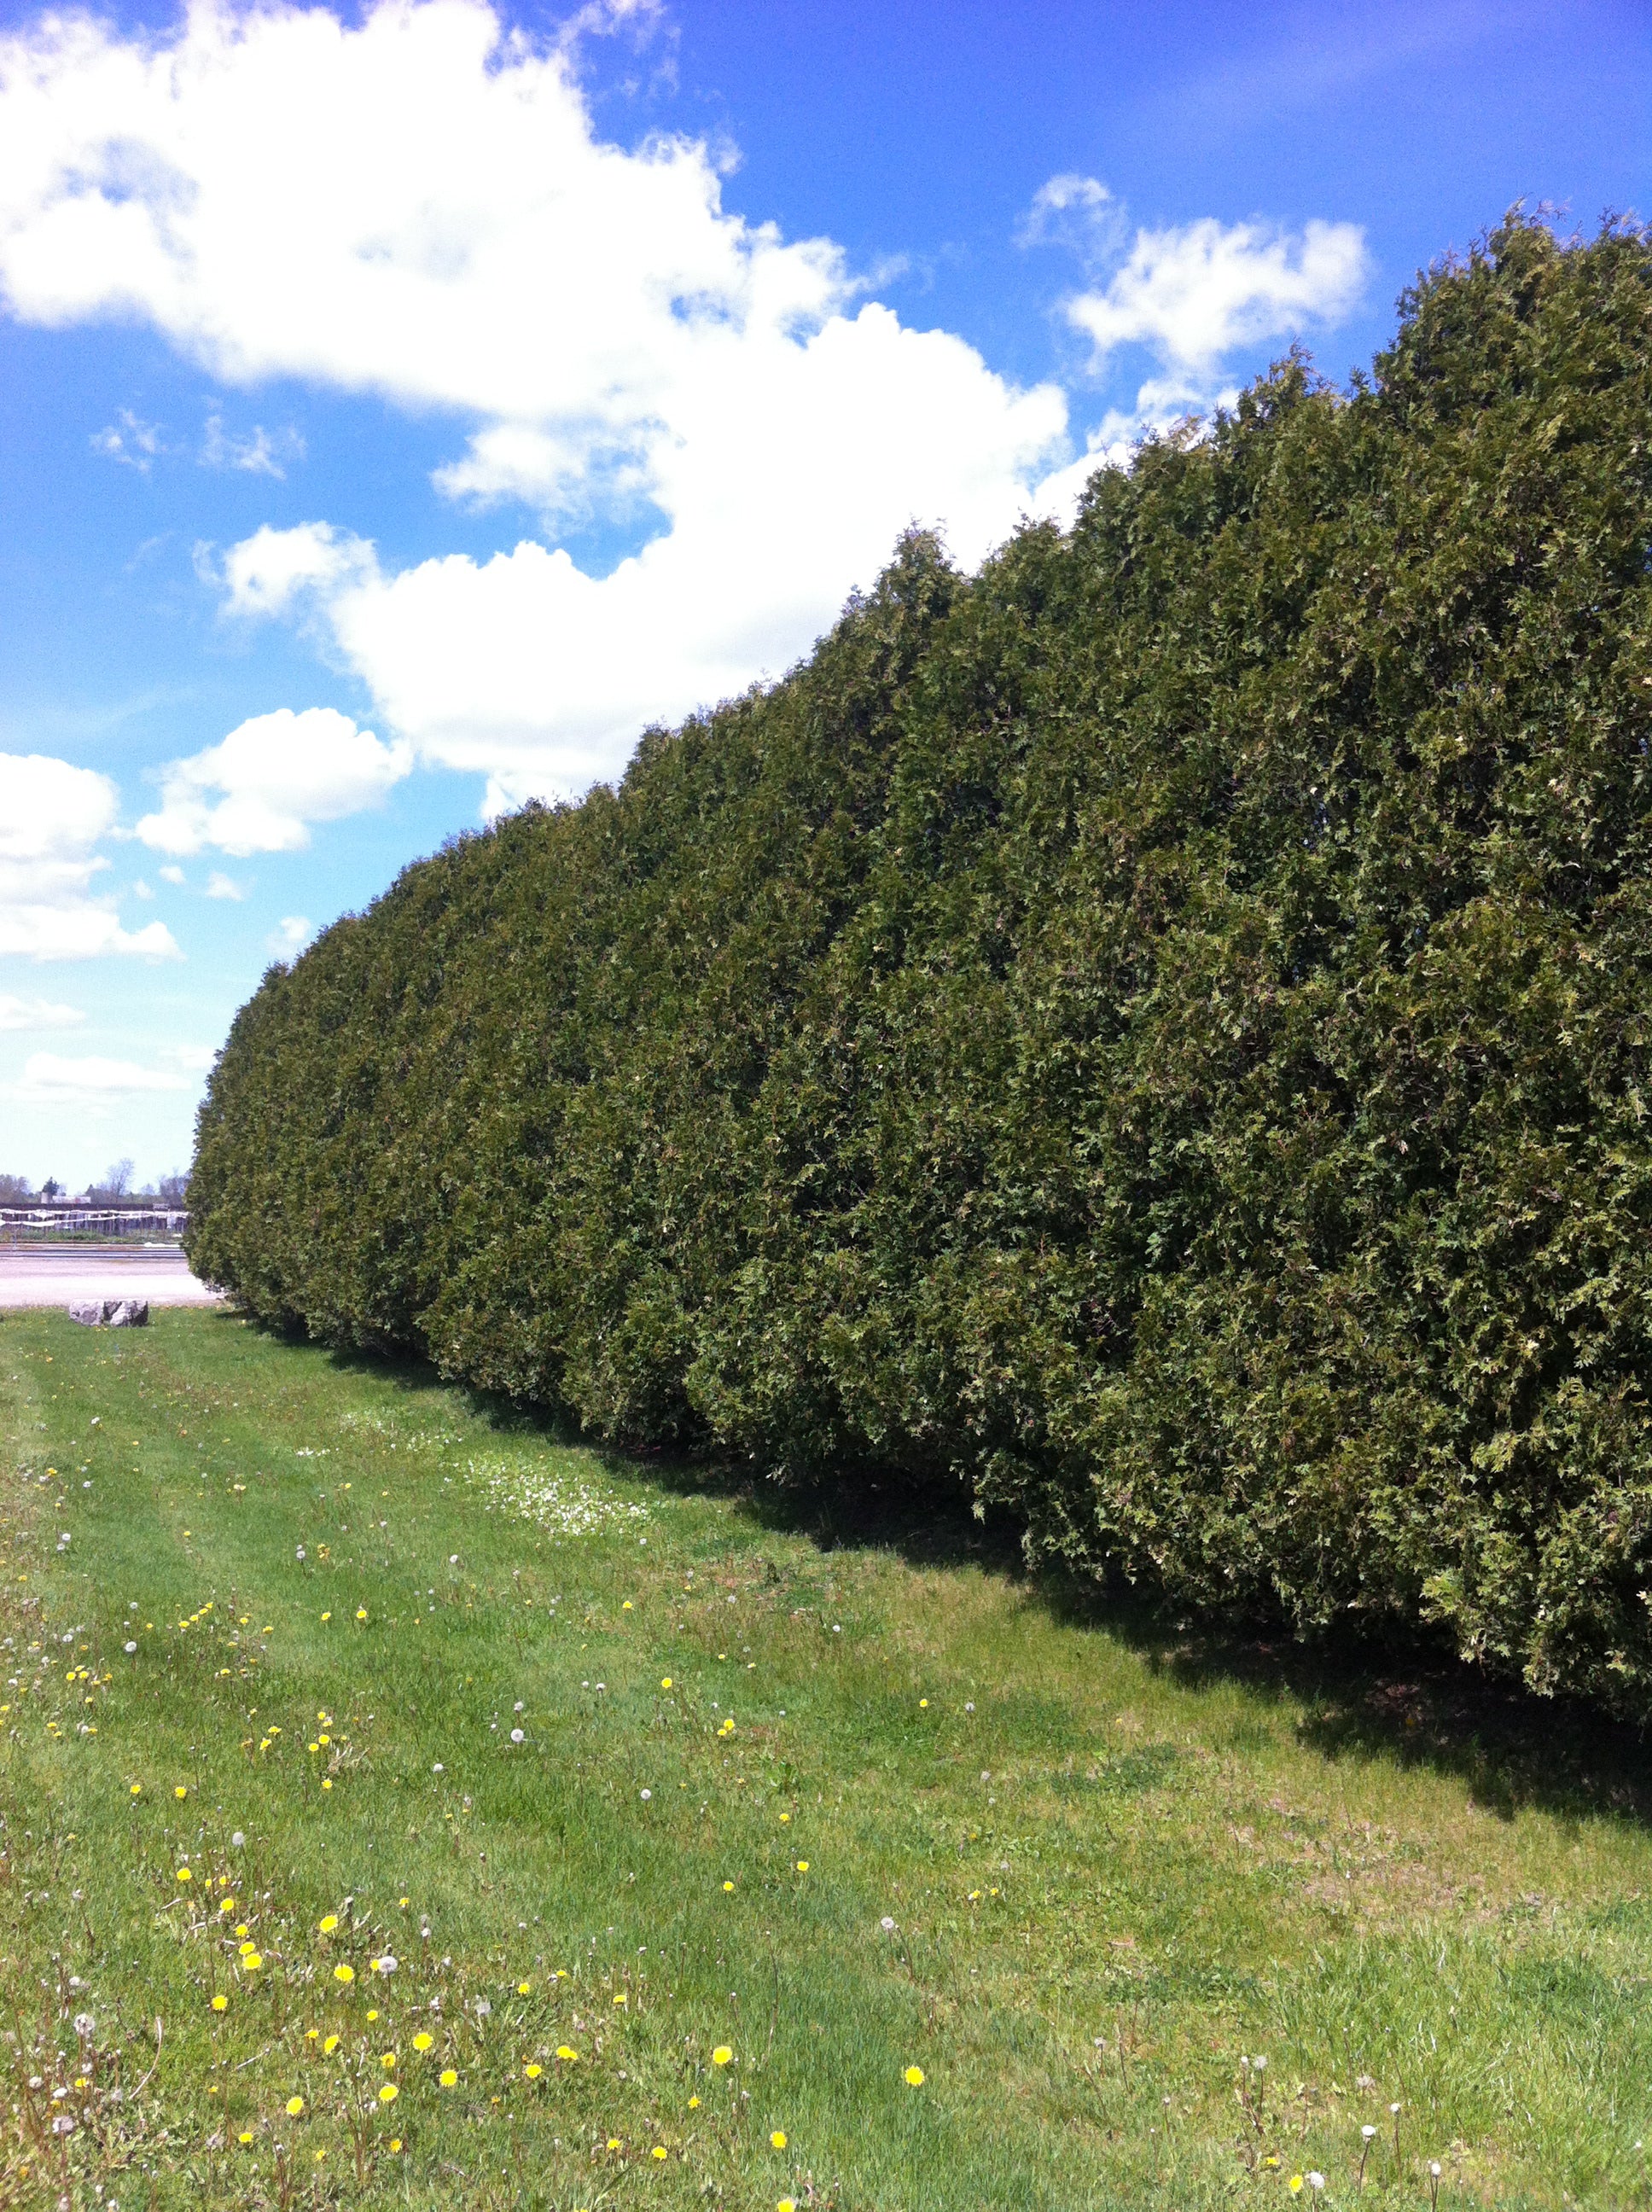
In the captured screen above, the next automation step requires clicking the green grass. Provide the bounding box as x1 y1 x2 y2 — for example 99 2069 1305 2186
3 1309 1651 2211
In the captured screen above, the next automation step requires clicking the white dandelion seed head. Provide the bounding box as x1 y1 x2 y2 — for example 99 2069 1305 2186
1363 2125 1377 2139
509 1729 524 1743
639 1788 651 1800
231 1831 245 1849
73 2013 94 2038
880 1916 896 1932
124 1640 137 1654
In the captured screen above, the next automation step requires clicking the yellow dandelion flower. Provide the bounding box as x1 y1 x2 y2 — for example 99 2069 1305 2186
238 2130 254 2145
318 1914 339 1933
712 2046 733 2066
321 1610 331 1621
688 2094 701 2109
286 2095 304 2116
244 1952 264 1970
305 2029 319 2041
919 1699 928 1708
211 1994 229 2012
308 1742 319 1753
517 1980 531 1994
904 2066 925 2087
439 2069 458 2088
412 2032 434 2052
323 2035 340 2054
613 1991 627 2005
651 2145 667 2160
356 1609 367 1621
381 2052 397 2069
389 2137 402 2152
660 1677 672 1689
556 2046 579 2062
525 2063 543 2080
334 1964 354 1983
235 1923 249 1939
176 1866 193 1883
378 2083 398 2104
398 1896 410 1907
794 1860 809 1872
321 1778 333 1790
622 1601 633 1610
1289 2180 1304 2197
175 1784 188 1797
771 2129 788 2149
130 1783 143 1796
780 2200 797 2212
219 1898 236 1914
607 2138 621 2151
722 1881 735 1893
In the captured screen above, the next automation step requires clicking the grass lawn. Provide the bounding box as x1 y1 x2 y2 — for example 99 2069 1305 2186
3 1309 1650 2210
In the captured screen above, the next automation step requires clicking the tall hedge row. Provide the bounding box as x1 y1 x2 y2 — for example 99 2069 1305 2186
189 217 1652 1711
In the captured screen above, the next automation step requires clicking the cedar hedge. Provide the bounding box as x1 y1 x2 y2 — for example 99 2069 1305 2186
189 215 1652 1712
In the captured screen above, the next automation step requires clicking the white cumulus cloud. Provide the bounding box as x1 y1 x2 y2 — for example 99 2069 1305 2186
0 0 1072 804
1061 204 1369 410
135 707 413 855
0 752 181 960
269 915 315 958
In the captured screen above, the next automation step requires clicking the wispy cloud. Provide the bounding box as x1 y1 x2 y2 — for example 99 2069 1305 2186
90 409 165 471
0 992 85 1033
201 414 304 480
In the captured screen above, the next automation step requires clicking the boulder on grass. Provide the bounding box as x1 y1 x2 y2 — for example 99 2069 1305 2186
68 1298 150 1328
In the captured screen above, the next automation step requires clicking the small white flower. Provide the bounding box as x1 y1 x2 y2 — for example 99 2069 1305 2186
509 1728 524 1743
52 2116 75 2135
231 1831 245 1848
964 1700 974 1711
124 1640 137 1654
1429 2162 1442 2178
513 1700 524 1712
73 2012 95 2038
639 1788 651 1800
295 1545 305 1560
1363 2124 1378 2140
432 1761 445 1773
880 1916 896 1931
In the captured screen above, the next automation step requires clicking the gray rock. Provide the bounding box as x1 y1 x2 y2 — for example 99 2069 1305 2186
68 1298 149 1328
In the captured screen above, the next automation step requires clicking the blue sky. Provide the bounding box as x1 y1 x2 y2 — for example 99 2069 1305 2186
0 0 1647 1191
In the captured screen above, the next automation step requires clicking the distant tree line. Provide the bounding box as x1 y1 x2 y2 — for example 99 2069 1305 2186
0 1163 189 1207
189 216 1652 1714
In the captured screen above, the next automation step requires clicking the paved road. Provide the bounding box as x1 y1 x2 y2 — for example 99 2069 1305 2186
0 1243 221 1307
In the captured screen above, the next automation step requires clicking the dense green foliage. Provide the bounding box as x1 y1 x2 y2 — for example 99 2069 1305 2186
189 217 1652 1714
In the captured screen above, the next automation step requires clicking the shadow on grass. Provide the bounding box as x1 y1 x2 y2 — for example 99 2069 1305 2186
291 1318 1652 1832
